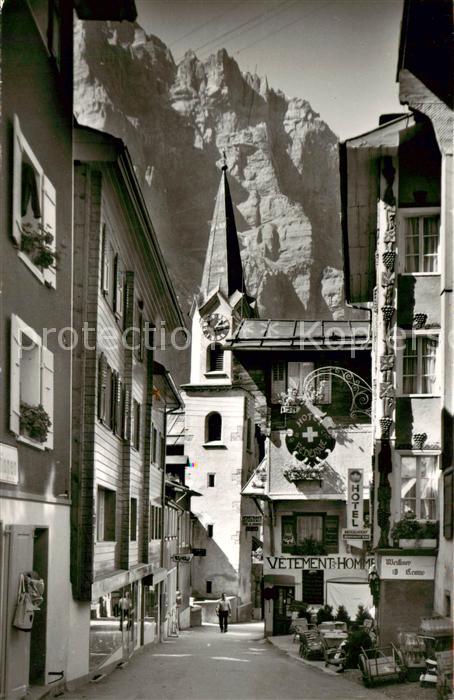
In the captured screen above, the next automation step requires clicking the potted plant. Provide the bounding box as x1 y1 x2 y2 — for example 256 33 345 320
390 514 438 548
20 402 52 443
355 604 372 626
20 223 58 271
316 604 334 625
335 605 351 626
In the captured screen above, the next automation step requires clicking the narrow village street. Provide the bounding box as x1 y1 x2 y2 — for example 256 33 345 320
63 623 388 700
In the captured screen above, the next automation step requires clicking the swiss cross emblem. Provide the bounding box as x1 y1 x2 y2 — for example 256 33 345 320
285 405 335 466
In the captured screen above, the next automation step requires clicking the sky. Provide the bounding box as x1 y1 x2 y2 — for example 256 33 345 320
135 0 405 140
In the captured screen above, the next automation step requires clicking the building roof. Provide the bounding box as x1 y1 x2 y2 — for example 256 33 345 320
223 319 371 351
397 0 453 108
200 160 247 303
74 0 137 21
74 124 185 330
153 361 183 409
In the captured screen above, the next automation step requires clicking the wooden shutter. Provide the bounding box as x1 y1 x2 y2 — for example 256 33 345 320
41 345 54 449
10 314 22 434
114 375 123 436
271 361 286 401
12 116 24 245
42 175 57 288
324 515 339 554
123 385 131 440
97 353 108 420
101 225 110 296
443 470 453 540
114 255 124 320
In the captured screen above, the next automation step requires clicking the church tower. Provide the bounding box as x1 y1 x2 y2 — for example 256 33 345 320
183 157 259 618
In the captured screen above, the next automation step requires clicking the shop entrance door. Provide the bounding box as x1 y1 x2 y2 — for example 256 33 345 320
302 570 324 605
273 586 295 636
121 583 138 660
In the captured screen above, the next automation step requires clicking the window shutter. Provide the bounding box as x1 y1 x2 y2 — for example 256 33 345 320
114 256 124 319
114 375 122 436
12 116 24 245
324 515 339 554
41 345 54 449
10 314 22 434
101 225 109 296
123 386 131 440
42 175 57 288
271 361 286 401
97 353 108 420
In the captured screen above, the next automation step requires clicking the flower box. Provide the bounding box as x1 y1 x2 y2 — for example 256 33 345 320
398 539 437 549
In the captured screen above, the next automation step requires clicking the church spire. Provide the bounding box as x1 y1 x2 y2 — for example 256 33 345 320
200 154 246 302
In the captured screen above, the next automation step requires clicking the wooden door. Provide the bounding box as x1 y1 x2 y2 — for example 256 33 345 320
272 586 295 636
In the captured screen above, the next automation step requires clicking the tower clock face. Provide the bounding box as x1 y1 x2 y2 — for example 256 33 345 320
201 313 230 341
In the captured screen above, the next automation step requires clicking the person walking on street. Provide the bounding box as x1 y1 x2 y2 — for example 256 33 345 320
216 593 231 633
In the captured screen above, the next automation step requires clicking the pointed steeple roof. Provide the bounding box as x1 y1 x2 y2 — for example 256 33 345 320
200 155 246 303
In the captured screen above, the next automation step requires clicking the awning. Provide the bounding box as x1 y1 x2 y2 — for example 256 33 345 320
92 563 167 598
264 574 295 586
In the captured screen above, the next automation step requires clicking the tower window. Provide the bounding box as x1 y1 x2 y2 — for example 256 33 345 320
208 473 216 487
205 412 222 442
207 343 224 372
207 524 214 538
206 580 212 594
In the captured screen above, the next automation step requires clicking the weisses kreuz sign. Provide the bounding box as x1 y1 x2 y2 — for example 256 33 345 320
285 405 335 467
379 555 436 581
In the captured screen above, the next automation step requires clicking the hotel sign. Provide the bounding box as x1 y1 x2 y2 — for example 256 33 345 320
265 555 375 572
0 443 19 485
346 469 364 546
342 528 371 541
379 555 436 581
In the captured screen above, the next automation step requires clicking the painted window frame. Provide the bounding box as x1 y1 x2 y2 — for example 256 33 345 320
12 115 57 288
397 330 440 396
10 314 54 450
396 453 438 521
398 207 441 275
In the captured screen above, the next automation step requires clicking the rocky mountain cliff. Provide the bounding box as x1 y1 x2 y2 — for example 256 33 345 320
74 20 347 320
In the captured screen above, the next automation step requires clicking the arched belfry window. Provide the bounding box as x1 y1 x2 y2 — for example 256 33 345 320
206 412 222 442
207 343 224 372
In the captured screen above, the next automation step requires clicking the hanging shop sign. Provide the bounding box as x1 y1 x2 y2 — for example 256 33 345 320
171 554 193 563
192 548 207 556
342 528 371 541
0 443 19 485
378 555 436 581
265 555 375 572
246 526 259 532
285 405 335 467
242 515 263 526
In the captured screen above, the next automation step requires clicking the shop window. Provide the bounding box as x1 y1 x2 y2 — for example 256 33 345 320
205 412 222 442
130 498 137 541
207 473 216 488
206 580 212 594
207 524 214 538
401 211 440 273
12 115 57 287
207 343 224 372
400 455 437 520
401 334 439 395
97 487 116 541
443 469 453 539
10 314 54 448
